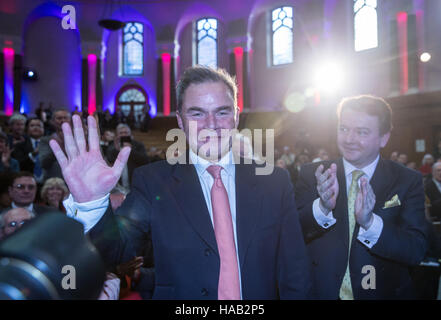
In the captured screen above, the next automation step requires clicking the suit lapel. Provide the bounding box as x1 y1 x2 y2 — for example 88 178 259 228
369 159 395 212
235 163 262 269
171 163 219 256
335 158 350 251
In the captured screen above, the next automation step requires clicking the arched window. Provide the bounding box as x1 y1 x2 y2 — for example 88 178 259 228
115 85 148 121
121 22 144 76
196 18 218 68
354 0 378 52
271 6 293 66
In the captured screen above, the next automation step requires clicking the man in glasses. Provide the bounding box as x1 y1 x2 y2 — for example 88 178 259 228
0 207 34 239
2 172 52 216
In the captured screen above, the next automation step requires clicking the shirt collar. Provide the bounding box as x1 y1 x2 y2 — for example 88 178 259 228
190 149 235 177
12 202 34 212
342 155 380 181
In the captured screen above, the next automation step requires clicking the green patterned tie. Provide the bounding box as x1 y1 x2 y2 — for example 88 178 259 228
339 169 364 300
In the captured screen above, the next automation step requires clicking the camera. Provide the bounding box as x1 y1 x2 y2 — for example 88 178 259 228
0 213 105 299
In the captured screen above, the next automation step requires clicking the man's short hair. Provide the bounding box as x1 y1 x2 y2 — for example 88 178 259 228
337 95 393 135
26 117 43 128
116 123 131 134
176 65 238 113
8 113 27 126
51 108 71 119
11 171 36 185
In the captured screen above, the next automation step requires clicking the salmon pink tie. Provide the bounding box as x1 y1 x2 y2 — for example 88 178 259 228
207 165 240 300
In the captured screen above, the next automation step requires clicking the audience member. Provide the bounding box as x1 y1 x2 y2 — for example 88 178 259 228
0 132 19 173
39 109 71 180
280 146 295 166
312 148 329 163
40 177 69 213
420 154 435 177
0 207 34 239
390 151 399 162
7 113 27 149
425 162 441 221
100 129 115 156
12 118 45 183
397 153 408 166
407 161 417 170
3 171 51 216
105 123 149 191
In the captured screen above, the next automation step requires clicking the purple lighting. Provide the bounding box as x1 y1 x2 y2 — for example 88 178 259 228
3 47 15 116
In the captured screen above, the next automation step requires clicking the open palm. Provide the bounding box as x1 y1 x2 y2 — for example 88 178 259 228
50 115 131 203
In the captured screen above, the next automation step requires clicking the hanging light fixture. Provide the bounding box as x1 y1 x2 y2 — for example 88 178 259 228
98 0 125 30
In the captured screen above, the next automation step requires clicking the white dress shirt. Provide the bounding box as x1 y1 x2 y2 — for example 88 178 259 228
312 155 384 248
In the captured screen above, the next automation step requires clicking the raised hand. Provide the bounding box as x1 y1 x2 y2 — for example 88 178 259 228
49 115 131 203
354 177 375 230
315 163 339 215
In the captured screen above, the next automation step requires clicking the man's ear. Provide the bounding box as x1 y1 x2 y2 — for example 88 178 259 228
234 106 240 128
176 111 185 131
380 131 391 148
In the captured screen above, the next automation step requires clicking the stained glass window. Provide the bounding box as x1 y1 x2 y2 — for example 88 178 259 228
354 0 378 52
271 6 293 66
196 18 218 68
122 22 144 75
118 88 146 119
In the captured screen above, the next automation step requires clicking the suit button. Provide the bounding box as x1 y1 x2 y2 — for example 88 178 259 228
201 288 209 296
204 248 211 256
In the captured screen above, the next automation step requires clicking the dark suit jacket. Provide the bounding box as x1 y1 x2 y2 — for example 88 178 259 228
1 204 55 216
105 140 149 186
295 158 429 299
88 160 312 300
12 137 35 173
424 179 441 220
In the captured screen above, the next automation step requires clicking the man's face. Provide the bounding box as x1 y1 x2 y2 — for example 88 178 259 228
103 131 115 142
2 208 32 237
27 119 44 139
116 127 130 139
52 111 70 130
337 109 390 168
390 151 398 161
176 81 239 161
397 154 408 164
8 176 37 207
11 120 25 136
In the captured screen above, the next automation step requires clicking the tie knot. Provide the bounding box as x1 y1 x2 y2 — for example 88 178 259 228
351 170 364 183
207 165 222 179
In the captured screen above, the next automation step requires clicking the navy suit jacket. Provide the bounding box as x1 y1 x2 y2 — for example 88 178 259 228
295 158 429 299
88 159 312 299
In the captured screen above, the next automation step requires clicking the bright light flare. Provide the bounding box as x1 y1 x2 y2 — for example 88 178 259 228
420 52 431 63
312 62 345 94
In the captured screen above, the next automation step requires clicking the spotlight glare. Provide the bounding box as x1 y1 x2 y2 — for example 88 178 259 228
313 62 345 94
420 52 431 63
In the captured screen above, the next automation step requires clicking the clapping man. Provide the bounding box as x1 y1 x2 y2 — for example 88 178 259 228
295 95 429 299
